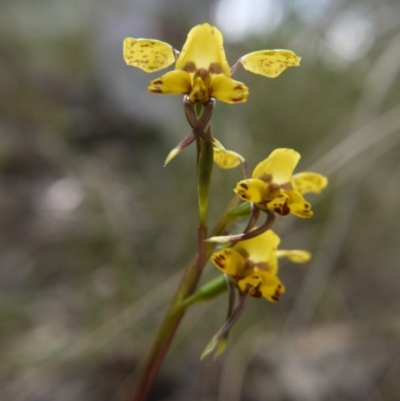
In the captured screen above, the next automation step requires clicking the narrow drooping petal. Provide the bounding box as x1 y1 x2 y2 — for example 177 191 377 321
148 70 192 95
234 178 267 203
285 189 313 218
276 250 311 263
292 172 328 194
252 148 300 184
238 271 285 302
123 38 176 72
175 23 231 75
210 75 249 104
240 50 301 78
214 148 245 169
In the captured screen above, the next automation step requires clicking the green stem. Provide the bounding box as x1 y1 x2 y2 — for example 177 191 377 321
131 139 232 401
131 200 238 401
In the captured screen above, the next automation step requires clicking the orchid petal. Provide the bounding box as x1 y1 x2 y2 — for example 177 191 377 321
292 172 328 194
240 50 300 78
123 38 175 72
285 189 313 218
214 148 244 169
176 23 231 76
148 70 191 95
238 271 285 302
210 75 249 104
252 148 300 184
276 250 311 263
234 178 267 203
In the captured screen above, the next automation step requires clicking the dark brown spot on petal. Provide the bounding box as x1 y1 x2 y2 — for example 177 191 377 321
233 84 243 90
258 173 272 183
240 183 248 190
282 202 291 215
183 61 196 73
237 248 249 259
213 254 227 269
209 63 222 74
231 96 245 103
197 68 208 79
255 262 269 271
149 88 162 93
269 183 280 192
271 285 283 302
152 79 163 85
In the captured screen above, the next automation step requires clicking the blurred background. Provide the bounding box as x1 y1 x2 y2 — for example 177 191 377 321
1 0 400 400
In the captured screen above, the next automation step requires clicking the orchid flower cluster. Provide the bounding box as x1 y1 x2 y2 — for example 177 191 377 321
124 23 327 400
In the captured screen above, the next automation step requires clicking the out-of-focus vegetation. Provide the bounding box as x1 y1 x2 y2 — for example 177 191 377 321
1 0 400 400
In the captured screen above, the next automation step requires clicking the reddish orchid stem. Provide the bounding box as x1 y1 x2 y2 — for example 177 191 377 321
131 101 225 401
130 197 239 401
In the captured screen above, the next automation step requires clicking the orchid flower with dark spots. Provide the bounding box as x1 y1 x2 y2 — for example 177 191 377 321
211 230 311 302
234 148 328 218
123 23 300 104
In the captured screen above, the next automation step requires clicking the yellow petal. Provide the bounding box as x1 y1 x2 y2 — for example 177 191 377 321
276 250 311 263
266 192 291 216
210 75 249 104
234 229 280 274
285 189 313 218
234 178 267 203
214 148 244 169
148 70 192 95
189 75 210 103
211 248 247 277
176 23 231 76
240 50 301 78
252 148 300 184
123 38 175 73
238 272 285 302
292 172 328 194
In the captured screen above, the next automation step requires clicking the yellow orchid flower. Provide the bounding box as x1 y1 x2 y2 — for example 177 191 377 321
211 230 310 302
234 148 328 218
123 23 300 104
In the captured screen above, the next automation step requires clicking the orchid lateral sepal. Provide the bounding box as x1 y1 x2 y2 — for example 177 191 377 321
243 203 260 232
164 132 196 166
206 209 275 244
201 291 247 359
